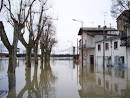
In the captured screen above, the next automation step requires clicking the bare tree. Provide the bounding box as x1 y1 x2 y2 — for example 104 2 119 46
40 20 57 66
19 0 48 67
33 4 48 65
0 0 4 12
0 0 37 73
111 0 130 17
6 72 16 98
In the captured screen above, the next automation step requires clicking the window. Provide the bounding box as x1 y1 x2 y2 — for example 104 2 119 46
114 56 125 65
119 56 124 65
98 44 101 51
106 56 112 66
114 41 118 49
105 43 109 50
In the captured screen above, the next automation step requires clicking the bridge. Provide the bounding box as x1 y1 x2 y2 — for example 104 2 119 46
51 46 78 57
0 46 79 58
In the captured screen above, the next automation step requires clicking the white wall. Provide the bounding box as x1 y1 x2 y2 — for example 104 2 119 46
127 48 130 68
82 32 95 48
96 38 127 72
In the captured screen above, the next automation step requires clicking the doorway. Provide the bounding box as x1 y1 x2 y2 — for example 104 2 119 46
90 55 94 73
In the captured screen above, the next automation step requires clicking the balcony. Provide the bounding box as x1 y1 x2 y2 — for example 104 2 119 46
120 36 130 46
79 44 95 49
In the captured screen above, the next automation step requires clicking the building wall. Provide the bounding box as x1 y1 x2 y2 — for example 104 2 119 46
79 32 96 73
83 48 95 73
96 38 127 72
127 48 130 68
82 32 95 48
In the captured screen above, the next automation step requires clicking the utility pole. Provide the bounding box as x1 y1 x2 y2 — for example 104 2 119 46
72 19 83 69
72 19 84 88
103 25 106 93
73 46 75 58
77 38 78 61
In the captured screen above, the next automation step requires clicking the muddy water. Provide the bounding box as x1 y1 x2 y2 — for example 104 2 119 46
0 58 130 98
0 58 80 98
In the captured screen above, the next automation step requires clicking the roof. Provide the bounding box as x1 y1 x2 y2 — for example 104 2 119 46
96 36 120 43
117 10 130 21
78 27 117 35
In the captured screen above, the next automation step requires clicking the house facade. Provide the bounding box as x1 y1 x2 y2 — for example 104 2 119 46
117 10 130 68
78 27 117 73
78 30 95 73
96 36 127 73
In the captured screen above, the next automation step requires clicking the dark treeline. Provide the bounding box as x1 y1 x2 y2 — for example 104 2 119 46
0 0 57 73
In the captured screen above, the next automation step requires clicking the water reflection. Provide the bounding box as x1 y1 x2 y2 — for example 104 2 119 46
0 58 58 98
78 64 130 98
39 62 56 98
17 67 32 98
6 73 16 98
16 62 55 98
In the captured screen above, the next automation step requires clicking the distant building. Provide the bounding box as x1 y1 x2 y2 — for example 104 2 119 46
117 10 130 46
96 36 127 73
117 10 130 68
78 26 117 73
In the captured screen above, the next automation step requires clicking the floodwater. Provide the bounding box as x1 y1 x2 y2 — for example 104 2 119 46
0 57 80 98
0 57 130 98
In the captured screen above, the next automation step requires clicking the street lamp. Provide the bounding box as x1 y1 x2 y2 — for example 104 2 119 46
72 19 84 71
72 19 83 27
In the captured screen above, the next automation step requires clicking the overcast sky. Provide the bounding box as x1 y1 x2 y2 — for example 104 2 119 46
0 0 117 54
51 0 117 53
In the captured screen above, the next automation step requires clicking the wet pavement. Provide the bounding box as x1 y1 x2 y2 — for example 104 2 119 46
0 57 130 98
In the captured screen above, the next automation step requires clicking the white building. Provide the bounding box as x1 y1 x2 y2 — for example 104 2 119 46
117 10 130 69
95 36 127 73
78 27 117 73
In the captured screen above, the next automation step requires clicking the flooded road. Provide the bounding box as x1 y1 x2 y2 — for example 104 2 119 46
0 58 80 98
0 57 130 98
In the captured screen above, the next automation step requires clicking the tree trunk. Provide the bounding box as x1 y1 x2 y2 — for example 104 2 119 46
32 63 38 88
8 48 17 73
40 50 44 68
7 72 16 98
48 51 51 61
0 22 18 73
26 47 32 67
44 52 47 64
8 25 20 73
34 43 38 65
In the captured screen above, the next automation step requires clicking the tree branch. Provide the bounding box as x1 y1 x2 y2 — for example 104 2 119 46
19 33 28 48
18 0 23 23
0 0 3 12
0 21 11 50
23 0 37 24
7 0 15 19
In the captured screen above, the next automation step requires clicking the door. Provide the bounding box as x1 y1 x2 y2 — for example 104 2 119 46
90 55 94 73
